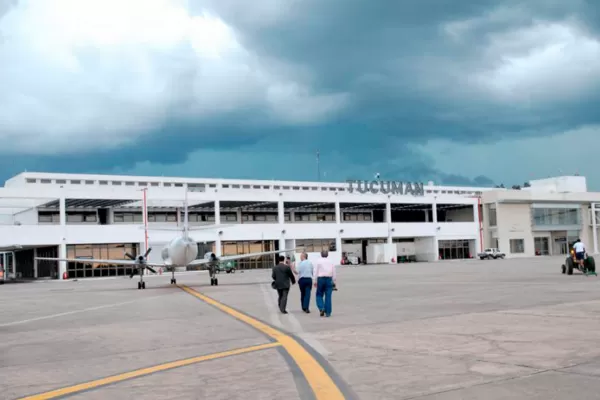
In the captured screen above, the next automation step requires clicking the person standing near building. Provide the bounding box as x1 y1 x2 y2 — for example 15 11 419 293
296 252 314 313
313 249 336 317
272 255 296 314
573 238 587 269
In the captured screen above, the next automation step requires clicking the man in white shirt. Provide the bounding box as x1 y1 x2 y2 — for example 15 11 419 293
573 239 586 268
313 249 336 317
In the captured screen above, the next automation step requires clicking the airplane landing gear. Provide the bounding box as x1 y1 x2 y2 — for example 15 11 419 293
209 265 218 286
171 270 176 285
138 267 146 289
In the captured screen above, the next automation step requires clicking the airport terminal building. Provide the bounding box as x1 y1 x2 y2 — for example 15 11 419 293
0 172 485 281
481 176 600 258
1 172 598 282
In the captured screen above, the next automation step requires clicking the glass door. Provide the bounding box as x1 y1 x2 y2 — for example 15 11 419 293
0 252 14 281
6 252 14 279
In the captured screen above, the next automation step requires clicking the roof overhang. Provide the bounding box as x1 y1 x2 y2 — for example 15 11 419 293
40 199 139 209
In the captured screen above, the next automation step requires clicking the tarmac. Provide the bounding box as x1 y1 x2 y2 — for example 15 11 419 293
3 256 600 399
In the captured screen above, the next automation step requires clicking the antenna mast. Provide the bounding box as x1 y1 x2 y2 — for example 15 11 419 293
316 150 320 181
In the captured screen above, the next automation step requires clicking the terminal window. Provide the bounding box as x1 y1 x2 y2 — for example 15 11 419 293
296 239 336 252
66 243 139 278
532 207 580 226
510 239 525 253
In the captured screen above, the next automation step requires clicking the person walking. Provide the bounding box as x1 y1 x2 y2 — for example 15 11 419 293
296 252 314 313
313 249 336 317
272 255 296 314
573 238 587 269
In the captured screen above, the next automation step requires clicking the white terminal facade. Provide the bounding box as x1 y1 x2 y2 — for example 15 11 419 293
0 172 598 281
481 176 600 258
0 172 485 281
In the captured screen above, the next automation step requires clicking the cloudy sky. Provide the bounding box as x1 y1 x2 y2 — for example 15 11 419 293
1 0 600 188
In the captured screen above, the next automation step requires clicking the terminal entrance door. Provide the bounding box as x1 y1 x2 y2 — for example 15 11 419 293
0 252 15 281
553 235 569 255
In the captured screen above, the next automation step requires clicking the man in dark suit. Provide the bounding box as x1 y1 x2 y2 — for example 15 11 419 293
272 255 296 314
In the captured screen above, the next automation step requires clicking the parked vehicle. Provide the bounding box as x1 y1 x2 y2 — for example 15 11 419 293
341 252 360 265
477 248 506 260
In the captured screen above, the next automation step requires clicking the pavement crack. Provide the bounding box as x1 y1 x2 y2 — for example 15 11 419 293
400 369 552 400
498 311 600 320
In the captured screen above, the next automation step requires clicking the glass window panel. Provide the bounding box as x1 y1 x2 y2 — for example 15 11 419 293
533 207 580 226
510 239 525 253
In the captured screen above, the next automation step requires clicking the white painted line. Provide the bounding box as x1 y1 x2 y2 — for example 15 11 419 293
25 271 210 284
260 283 284 328
0 295 167 327
260 283 329 357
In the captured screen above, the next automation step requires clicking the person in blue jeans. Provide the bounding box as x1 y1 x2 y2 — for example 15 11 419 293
295 252 314 313
313 250 336 317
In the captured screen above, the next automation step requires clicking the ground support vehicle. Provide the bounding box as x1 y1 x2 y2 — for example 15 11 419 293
562 251 596 276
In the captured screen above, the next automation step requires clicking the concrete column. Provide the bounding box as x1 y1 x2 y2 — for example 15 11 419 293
386 201 392 245
473 200 481 255
59 243 67 279
335 200 343 259
482 203 489 249
59 195 67 279
33 248 38 278
278 198 284 224
216 236 222 257
593 203 598 255
278 198 285 253
59 195 66 225
432 199 439 261
214 200 221 225
215 200 222 257
279 237 286 253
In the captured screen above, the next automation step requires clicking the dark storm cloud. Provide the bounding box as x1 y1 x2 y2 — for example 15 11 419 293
205 0 600 167
1 0 598 185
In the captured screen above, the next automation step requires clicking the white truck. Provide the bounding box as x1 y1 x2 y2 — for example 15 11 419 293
477 248 506 260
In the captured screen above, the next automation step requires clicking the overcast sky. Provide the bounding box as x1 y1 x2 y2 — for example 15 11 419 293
1 0 600 188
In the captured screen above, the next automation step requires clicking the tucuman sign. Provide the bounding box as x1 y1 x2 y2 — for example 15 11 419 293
346 180 425 196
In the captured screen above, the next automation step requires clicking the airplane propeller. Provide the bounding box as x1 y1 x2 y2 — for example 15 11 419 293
126 248 157 276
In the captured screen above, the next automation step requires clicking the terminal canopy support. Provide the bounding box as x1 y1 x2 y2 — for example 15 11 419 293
59 194 67 279
593 203 599 255
214 199 222 257
432 199 439 261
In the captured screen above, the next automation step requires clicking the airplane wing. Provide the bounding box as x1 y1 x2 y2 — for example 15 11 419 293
34 257 165 268
188 248 297 266
141 224 236 232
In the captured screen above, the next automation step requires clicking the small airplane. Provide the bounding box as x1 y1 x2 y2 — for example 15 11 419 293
35 190 296 289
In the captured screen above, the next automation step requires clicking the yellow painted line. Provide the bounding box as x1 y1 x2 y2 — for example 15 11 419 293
19 342 280 400
179 285 345 399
